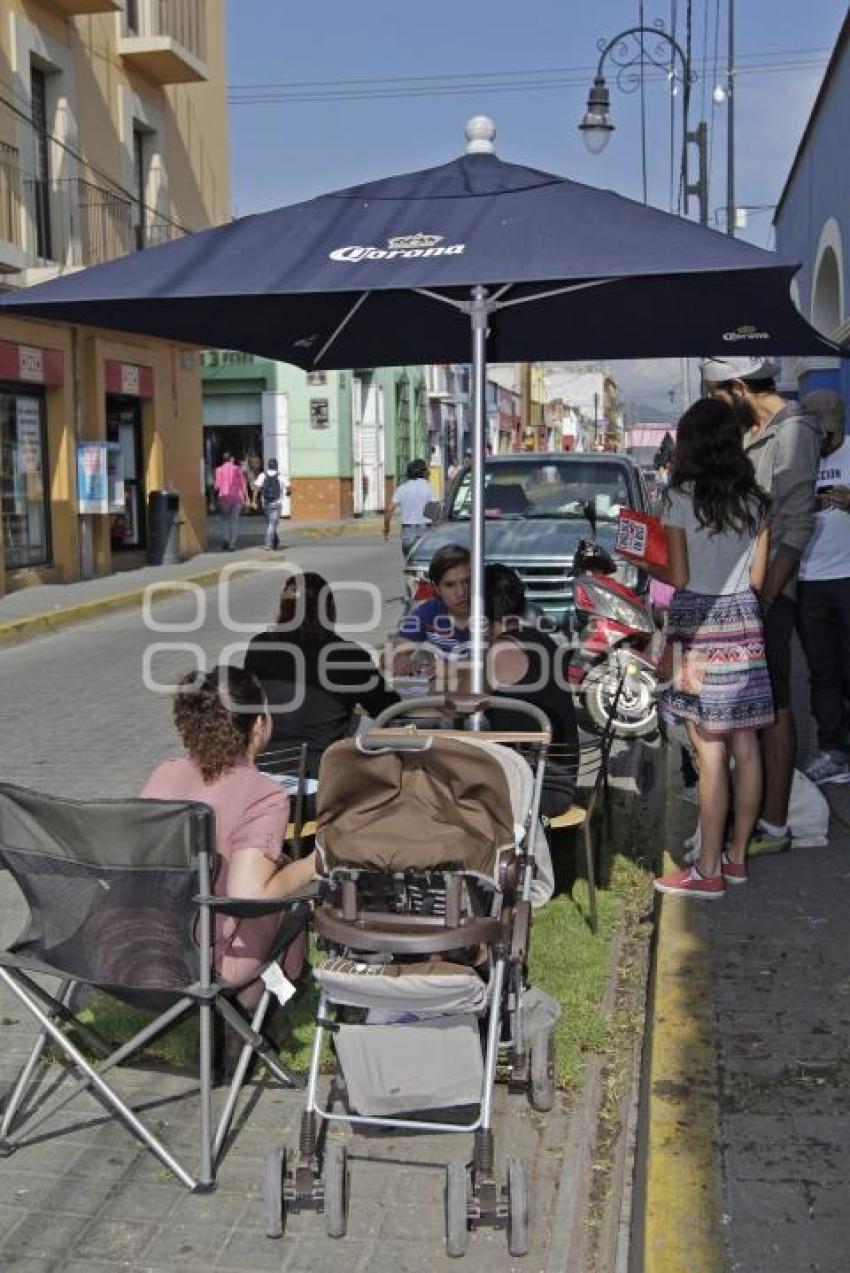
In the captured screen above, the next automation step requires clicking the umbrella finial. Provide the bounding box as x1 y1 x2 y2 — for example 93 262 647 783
465 116 496 154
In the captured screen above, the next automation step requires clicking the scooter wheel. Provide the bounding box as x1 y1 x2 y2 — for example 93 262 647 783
583 665 658 738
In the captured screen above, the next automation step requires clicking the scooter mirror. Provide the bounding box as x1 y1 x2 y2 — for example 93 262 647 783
583 499 597 535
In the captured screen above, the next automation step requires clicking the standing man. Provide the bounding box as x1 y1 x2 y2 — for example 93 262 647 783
796 390 850 784
703 355 822 854
254 457 285 551
213 451 247 552
383 458 438 557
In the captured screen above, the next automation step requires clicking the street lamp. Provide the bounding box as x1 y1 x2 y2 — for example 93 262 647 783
579 19 709 226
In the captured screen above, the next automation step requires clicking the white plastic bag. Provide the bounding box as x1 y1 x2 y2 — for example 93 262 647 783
788 768 830 847
680 767 830 853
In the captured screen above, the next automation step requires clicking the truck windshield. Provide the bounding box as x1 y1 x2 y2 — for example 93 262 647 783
449 459 633 521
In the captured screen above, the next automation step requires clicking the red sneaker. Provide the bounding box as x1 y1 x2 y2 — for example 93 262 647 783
654 865 725 899
721 852 747 885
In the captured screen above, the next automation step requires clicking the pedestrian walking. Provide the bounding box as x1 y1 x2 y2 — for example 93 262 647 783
796 389 850 784
213 452 248 551
630 397 773 898
383 458 438 556
703 355 821 856
254 457 286 551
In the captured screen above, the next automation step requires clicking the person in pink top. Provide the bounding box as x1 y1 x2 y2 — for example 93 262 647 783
142 666 317 1007
213 451 248 551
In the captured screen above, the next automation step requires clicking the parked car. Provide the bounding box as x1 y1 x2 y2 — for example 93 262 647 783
403 452 652 629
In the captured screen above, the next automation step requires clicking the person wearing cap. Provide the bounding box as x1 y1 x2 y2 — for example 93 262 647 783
703 355 822 855
383 458 438 557
796 390 850 785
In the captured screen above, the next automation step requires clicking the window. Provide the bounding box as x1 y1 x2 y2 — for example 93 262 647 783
306 372 327 386
30 65 52 261
309 399 329 429
1 390 51 568
132 127 147 250
449 459 633 521
126 0 139 34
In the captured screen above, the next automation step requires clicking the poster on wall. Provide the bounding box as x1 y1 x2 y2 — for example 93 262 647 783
77 442 109 514
16 398 42 475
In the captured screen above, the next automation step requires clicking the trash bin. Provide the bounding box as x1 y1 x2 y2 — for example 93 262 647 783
147 490 181 566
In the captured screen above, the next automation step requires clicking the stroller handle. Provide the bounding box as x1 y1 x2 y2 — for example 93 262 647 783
372 694 552 738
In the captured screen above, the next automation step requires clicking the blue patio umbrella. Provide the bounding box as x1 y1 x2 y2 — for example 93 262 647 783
2 118 840 688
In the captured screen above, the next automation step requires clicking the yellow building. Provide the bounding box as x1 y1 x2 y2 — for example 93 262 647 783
0 0 229 597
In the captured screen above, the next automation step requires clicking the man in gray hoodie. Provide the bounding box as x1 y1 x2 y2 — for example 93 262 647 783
703 355 822 855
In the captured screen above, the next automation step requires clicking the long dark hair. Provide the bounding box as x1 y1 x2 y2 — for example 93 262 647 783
670 397 769 534
275 571 337 639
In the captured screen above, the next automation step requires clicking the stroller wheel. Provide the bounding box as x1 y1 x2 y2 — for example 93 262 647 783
530 1029 556 1112
264 1145 286 1239
506 1157 530 1257
324 1142 348 1238
445 1160 469 1258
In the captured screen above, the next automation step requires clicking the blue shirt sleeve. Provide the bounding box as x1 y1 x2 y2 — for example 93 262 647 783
397 599 435 642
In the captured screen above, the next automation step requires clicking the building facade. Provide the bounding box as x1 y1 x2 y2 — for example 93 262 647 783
201 354 428 521
0 0 228 597
773 12 850 402
542 365 623 452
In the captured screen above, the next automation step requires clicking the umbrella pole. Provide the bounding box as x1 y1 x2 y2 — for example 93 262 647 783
469 284 489 701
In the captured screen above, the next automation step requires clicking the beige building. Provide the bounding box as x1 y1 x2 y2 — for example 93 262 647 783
0 0 229 598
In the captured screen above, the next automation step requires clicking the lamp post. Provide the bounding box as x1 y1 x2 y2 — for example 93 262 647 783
579 20 709 226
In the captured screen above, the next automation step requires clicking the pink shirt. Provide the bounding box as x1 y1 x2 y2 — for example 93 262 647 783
214 459 245 504
141 756 289 985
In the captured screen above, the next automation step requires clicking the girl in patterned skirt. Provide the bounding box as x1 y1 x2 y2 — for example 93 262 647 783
638 398 773 898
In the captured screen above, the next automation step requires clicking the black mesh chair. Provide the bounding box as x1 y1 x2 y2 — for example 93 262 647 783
0 783 310 1191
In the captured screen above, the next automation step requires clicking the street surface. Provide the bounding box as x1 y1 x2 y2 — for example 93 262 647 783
0 536 403 799
0 534 593 1271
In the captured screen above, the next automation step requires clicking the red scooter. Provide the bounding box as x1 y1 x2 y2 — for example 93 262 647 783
567 503 659 738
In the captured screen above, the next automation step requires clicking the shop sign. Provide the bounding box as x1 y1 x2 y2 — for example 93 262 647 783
16 398 42 474
0 339 64 385
104 360 154 398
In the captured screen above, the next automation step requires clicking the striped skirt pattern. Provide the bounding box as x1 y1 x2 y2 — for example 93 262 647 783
659 588 774 733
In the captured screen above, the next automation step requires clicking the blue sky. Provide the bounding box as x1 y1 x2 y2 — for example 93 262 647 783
225 0 848 417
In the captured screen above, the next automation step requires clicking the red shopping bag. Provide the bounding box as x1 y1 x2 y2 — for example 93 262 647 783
615 509 669 567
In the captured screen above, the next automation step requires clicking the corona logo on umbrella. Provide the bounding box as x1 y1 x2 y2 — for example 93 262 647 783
329 232 466 262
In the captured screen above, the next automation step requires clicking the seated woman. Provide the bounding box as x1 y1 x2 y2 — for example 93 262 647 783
448 564 579 906
141 665 316 1007
244 572 398 775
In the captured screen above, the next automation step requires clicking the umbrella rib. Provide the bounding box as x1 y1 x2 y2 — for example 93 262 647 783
312 291 372 365
413 284 514 313
493 277 619 310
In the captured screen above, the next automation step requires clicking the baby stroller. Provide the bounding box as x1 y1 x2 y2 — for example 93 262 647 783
265 695 558 1258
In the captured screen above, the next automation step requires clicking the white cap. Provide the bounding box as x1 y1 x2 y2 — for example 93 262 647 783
701 355 781 384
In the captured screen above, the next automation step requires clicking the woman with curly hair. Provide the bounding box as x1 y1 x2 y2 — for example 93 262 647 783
141 665 316 1004
636 397 774 899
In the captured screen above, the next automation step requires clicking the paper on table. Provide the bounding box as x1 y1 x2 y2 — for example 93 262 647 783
266 773 319 795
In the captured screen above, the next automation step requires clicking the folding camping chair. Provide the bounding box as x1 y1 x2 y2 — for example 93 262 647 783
0 782 309 1191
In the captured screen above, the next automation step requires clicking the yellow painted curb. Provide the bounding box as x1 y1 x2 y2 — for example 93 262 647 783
644 855 724 1272
0 520 385 646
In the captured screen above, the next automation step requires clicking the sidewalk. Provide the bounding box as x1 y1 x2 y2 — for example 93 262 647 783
0 514 385 643
643 707 850 1271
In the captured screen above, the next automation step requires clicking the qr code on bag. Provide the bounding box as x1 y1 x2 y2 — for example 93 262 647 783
616 516 647 556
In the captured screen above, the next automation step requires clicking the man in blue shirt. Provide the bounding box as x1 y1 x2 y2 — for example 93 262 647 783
392 544 471 669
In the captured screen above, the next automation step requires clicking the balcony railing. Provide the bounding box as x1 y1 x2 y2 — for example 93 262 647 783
16 172 187 272
120 0 207 84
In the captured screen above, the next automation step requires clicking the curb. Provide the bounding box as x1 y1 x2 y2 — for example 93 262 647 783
641 856 724 1272
545 917 626 1272
0 519 385 647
